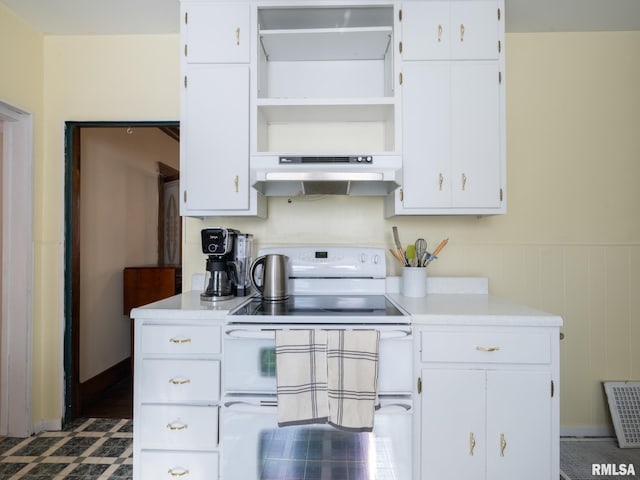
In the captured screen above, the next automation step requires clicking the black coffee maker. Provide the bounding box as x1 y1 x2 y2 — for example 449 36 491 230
200 228 239 301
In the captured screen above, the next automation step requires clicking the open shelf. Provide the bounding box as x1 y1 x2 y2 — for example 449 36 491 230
259 26 392 62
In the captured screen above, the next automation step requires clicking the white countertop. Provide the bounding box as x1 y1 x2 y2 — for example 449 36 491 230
130 290 249 320
387 293 563 327
130 278 562 327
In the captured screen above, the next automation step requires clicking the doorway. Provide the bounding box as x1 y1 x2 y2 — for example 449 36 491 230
64 121 180 421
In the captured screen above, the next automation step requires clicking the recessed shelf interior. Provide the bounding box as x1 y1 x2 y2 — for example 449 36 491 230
255 6 396 154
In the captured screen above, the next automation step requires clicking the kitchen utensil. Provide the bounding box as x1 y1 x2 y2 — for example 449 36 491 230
405 244 416 266
389 248 405 266
250 254 289 302
392 226 405 264
426 238 449 266
415 238 427 267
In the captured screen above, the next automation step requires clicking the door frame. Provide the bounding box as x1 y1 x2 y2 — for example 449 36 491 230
0 101 34 437
63 120 179 420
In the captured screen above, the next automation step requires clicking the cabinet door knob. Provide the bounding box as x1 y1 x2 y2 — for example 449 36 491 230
439 173 444 191
461 173 467 190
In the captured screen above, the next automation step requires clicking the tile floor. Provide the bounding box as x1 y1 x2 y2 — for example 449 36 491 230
0 418 132 480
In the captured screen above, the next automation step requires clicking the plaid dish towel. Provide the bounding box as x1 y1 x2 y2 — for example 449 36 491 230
275 330 329 427
327 329 380 432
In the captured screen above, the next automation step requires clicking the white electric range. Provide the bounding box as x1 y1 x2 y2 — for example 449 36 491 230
222 246 414 480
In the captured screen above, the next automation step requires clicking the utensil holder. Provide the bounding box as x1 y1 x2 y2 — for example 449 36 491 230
401 267 427 298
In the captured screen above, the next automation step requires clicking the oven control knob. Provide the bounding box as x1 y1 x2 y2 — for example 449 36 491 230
373 254 380 264
360 253 368 263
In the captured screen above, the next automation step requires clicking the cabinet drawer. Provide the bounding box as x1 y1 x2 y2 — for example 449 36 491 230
139 405 218 450
421 331 551 364
139 450 218 480
141 325 221 355
141 359 220 403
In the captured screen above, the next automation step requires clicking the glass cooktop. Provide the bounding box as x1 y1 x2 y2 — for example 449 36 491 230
232 295 406 317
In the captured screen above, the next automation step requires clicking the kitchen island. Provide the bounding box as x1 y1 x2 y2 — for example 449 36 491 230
131 279 561 480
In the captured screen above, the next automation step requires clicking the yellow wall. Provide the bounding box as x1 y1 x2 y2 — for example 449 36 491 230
1 1 639 433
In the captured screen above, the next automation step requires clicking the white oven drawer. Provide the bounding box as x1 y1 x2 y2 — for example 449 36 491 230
139 450 219 480
421 331 551 364
141 359 220 403
224 328 413 394
141 324 221 355
139 405 218 450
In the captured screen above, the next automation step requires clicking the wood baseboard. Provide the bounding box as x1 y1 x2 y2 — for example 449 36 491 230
79 358 131 412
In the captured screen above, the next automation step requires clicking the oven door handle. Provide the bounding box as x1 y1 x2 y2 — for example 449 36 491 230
225 329 274 339
224 400 278 413
377 402 413 413
225 329 412 340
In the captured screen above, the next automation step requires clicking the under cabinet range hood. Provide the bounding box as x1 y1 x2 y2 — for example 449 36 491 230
251 155 401 196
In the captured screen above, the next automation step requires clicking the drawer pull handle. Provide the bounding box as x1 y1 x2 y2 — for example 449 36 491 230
166 422 188 431
169 337 192 344
500 433 507 456
476 346 500 352
469 432 476 456
169 378 191 385
168 467 190 477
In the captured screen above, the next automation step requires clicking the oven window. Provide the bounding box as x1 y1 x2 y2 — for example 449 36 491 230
258 427 397 479
260 347 277 377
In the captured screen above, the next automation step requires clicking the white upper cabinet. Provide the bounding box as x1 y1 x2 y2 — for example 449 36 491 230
184 4 251 63
180 3 265 217
386 0 505 216
182 64 251 213
401 1 500 61
179 1 505 217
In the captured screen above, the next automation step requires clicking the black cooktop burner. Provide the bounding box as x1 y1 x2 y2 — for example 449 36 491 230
232 295 406 317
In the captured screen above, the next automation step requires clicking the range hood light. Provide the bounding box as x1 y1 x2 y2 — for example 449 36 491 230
253 171 399 196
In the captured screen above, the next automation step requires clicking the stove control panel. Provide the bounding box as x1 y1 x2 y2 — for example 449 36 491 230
258 246 386 279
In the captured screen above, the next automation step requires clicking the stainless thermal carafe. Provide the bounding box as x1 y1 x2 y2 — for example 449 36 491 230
250 254 288 302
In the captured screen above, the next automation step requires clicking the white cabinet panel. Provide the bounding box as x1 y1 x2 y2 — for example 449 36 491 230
417 325 559 480
486 371 552 480
450 1 500 60
134 319 223 480
450 62 501 208
141 359 220 403
399 61 502 211
421 369 485 479
421 331 551 364
184 4 250 63
139 404 219 450
141 324 221 355
182 64 250 213
140 451 219 480
402 1 499 61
